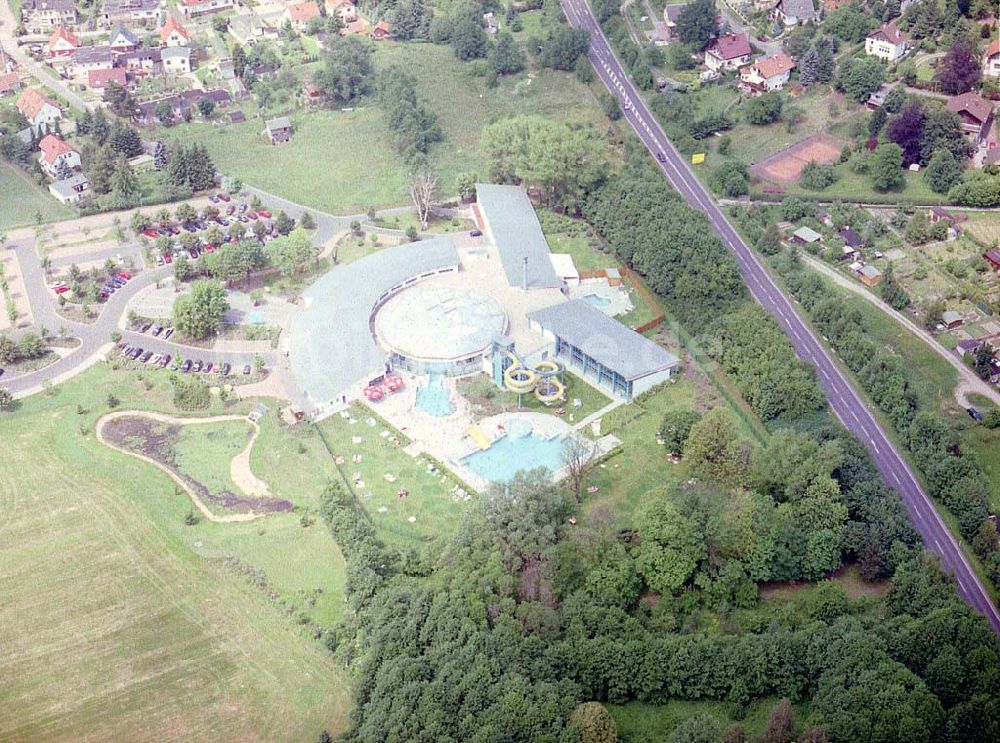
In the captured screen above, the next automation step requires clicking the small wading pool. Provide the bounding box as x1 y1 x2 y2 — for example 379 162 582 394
415 373 454 417
461 429 568 483
583 293 612 308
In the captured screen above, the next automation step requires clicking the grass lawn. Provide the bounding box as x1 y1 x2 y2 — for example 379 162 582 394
0 364 351 742
955 210 1000 247
964 422 1000 513
777 167 945 205
609 697 811 742
172 418 254 496
0 162 74 229
315 402 474 549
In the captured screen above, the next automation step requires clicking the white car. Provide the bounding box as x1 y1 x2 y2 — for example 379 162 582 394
49 281 67 289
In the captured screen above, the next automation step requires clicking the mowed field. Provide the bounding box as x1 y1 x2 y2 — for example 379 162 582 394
161 43 609 214
0 366 351 742
0 161 74 229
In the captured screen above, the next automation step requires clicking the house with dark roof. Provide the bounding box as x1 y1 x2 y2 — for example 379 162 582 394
108 25 140 53
865 23 909 63
946 93 995 146
772 0 818 27
121 46 162 76
102 0 162 28
48 173 90 204
838 227 864 249
69 46 114 78
527 299 679 399
705 33 752 73
22 0 78 34
161 45 191 74
955 338 984 357
264 116 293 144
984 249 1000 272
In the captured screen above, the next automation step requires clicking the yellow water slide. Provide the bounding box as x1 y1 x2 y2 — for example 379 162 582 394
503 354 566 403
468 426 492 450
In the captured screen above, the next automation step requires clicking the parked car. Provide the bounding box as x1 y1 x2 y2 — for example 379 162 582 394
192 360 203 373
225 204 236 216
243 364 252 375
164 327 174 339
470 229 482 237
217 218 229 227
159 354 172 368
181 359 192 372
246 211 258 220
189 247 200 259
140 322 152 333
203 244 215 254
967 407 983 422
239 203 248 213
221 363 231 376
208 194 220 203
130 347 143 360
143 229 160 239
156 226 171 236
152 326 163 337
204 362 214 373
0 369 4 378
182 222 198 233
156 255 164 266
112 277 126 287
53 285 70 295
656 152 666 163
217 192 231 202
102 285 116 295
148 353 160 364
118 272 131 280
164 252 173 264
257 209 272 219
121 345 133 357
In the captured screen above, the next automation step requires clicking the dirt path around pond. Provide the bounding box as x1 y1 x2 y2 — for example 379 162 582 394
96 410 269 523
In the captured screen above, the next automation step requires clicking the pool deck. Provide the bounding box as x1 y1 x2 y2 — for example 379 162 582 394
567 278 633 317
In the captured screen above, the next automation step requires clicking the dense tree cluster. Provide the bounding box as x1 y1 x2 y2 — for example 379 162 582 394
376 68 443 167
313 35 374 104
164 143 216 193
835 57 885 104
171 280 229 339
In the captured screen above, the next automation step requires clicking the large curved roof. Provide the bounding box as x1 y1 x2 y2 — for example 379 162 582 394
375 286 506 362
287 237 460 406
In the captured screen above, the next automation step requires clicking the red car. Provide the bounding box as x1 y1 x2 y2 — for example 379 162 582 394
53 285 70 295
163 252 173 264
257 209 272 219
143 229 160 239
246 211 258 220
217 192 231 202
118 272 132 280
203 244 215 253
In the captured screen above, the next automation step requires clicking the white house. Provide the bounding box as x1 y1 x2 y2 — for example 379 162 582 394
48 173 90 204
705 33 752 73
740 52 795 95
984 39 1000 80
772 0 818 27
160 14 191 46
16 88 63 131
161 45 191 74
38 134 81 178
865 22 909 64
177 0 235 18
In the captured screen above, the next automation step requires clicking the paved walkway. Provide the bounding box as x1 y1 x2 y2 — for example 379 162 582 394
801 253 1000 409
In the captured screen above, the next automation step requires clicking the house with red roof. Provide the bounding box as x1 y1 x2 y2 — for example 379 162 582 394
46 25 79 57
0 71 22 97
16 88 63 130
705 33 751 72
285 1 320 30
984 38 1000 80
865 23 909 63
37 134 81 178
740 52 795 95
88 67 128 90
161 14 191 46
946 92 995 146
372 19 392 39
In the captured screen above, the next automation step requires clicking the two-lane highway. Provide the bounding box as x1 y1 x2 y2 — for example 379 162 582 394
561 0 1000 636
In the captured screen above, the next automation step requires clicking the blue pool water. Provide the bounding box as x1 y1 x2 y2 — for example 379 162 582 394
415 373 454 417
248 310 265 324
461 431 567 483
584 293 611 308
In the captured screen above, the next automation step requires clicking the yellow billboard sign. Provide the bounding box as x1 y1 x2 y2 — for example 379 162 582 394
691 153 705 164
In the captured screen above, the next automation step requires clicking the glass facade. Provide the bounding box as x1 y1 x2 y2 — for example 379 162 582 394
555 337 631 398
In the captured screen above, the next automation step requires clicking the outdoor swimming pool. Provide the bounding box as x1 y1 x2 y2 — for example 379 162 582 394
461 430 568 483
415 373 454 417
583 293 612 308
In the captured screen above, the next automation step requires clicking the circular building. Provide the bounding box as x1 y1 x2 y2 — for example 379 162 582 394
375 286 507 376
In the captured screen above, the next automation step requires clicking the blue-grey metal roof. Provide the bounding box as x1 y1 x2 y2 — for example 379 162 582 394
528 299 679 381
476 183 562 290
287 237 460 405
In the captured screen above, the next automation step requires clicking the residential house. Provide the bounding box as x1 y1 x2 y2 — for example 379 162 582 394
16 88 62 131
285 1 321 30
928 206 956 226
866 83 893 109
772 0 818 27
325 0 357 22
941 310 964 330
161 45 191 74
38 134 81 178
946 92 995 146
792 226 822 244
46 25 79 57
122 47 162 76
372 19 391 39
955 338 983 357
983 248 1000 272
48 173 90 204
178 0 234 19
303 80 324 105
21 0 77 34
229 109 246 123
88 67 128 90
705 33 752 73
134 88 231 123
838 227 864 249
0 41 14 73
865 23 909 63
69 46 114 79
739 52 795 95
0 71 22 97
984 38 1000 80
264 116 293 143
102 0 162 28
343 18 370 35
161 15 192 46
108 25 140 54
858 264 882 287
228 13 278 47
